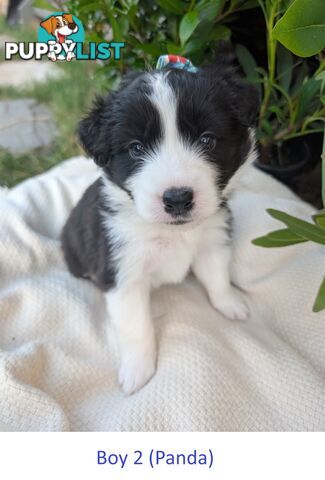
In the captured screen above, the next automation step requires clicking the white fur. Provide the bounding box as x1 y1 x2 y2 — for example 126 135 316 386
102 73 250 394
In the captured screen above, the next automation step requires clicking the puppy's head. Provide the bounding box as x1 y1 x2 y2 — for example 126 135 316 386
78 62 258 226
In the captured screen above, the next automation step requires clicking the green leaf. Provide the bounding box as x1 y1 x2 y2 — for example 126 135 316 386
236 44 257 79
276 43 293 92
128 35 165 56
196 0 222 22
296 78 321 122
313 276 325 312
182 37 205 55
313 211 325 228
252 228 308 247
261 119 273 136
181 21 229 58
234 0 259 11
208 25 231 41
273 0 325 57
156 0 185 15
105 9 122 41
166 16 179 43
236 44 262 98
167 42 183 54
268 105 285 122
267 209 325 245
118 15 129 36
290 61 308 95
316 71 325 82
179 10 200 46
126 4 138 22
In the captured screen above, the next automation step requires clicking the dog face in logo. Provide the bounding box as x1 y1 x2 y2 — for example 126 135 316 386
40 13 79 61
40 14 78 43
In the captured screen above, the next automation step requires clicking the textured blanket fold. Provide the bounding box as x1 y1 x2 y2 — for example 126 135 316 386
0 157 324 432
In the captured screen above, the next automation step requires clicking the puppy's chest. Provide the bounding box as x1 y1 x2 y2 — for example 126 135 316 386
115 222 201 287
146 231 199 286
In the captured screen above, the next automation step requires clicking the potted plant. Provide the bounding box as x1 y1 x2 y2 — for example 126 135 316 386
235 0 324 189
251 0 325 312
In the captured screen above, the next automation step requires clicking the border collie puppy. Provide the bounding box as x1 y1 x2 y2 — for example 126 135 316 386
62 58 258 394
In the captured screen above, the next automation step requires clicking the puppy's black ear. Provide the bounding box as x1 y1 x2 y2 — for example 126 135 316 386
203 46 259 128
78 94 114 167
78 72 142 167
230 80 259 127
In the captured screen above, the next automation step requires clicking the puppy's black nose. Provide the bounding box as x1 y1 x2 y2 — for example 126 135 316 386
68 22 76 29
163 188 194 216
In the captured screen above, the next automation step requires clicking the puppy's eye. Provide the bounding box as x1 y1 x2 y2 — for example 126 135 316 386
129 141 145 159
199 133 216 151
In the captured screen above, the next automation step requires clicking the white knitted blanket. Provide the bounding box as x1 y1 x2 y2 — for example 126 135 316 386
0 157 324 432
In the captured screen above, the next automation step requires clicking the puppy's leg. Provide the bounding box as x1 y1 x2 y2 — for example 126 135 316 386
106 282 156 395
192 243 249 321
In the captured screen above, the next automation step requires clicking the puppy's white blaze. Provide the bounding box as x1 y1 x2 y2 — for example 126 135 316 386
127 72 220 224
148 72 178 146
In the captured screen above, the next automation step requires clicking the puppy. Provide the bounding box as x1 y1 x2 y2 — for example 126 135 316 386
62 58 258 394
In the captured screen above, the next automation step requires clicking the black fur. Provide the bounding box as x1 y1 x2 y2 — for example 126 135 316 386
168 67 258 188
78 73 163 174
61 179 118 290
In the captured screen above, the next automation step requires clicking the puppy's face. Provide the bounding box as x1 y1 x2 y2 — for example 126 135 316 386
79 66 258 225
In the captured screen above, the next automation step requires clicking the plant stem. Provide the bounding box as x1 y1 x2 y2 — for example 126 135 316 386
259 1 279 125
189 0 196 11
315 58 325 77
322 126 325 208
216 0 240 23
273 126 293 142
281 128 324 141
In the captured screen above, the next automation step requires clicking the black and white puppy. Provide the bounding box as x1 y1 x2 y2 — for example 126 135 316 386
62 58 259 394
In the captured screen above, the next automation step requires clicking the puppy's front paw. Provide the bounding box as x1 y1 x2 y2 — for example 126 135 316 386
210 289 249 321
119 350 156 395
